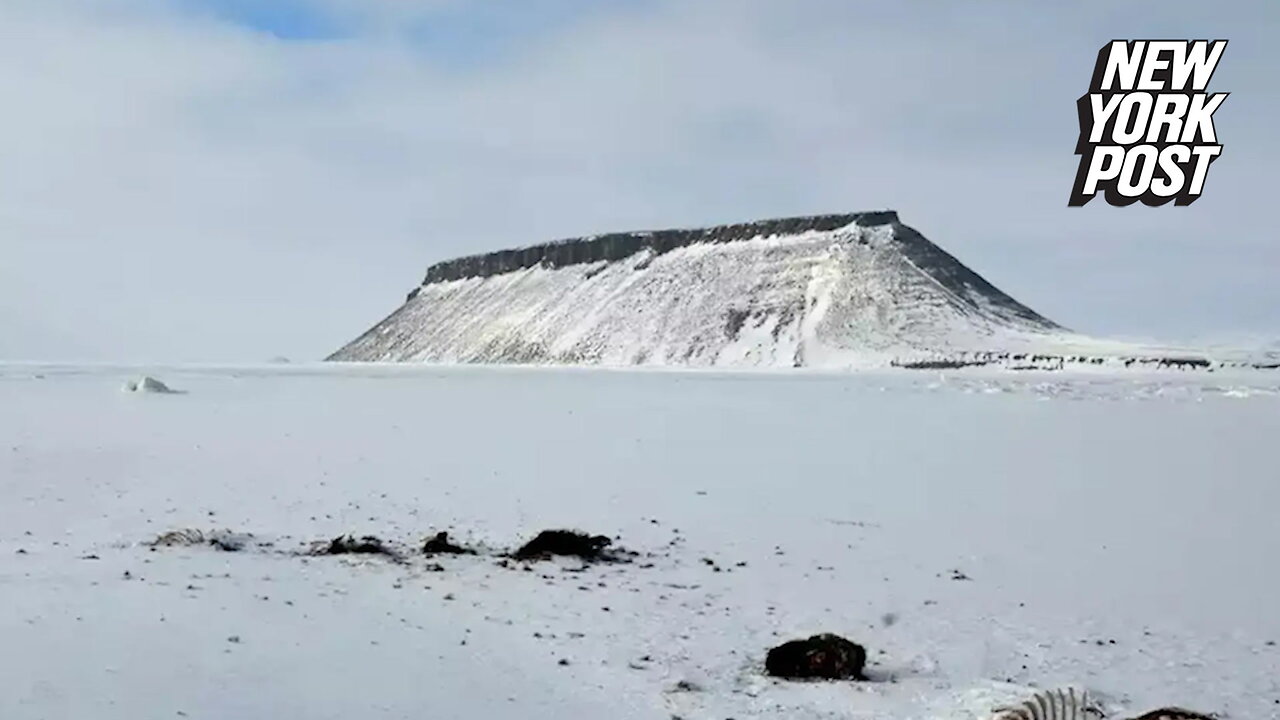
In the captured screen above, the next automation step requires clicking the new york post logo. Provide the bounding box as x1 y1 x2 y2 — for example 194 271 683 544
1069 40 1227 207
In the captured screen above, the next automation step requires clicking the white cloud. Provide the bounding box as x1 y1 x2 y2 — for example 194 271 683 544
1 0 1276 361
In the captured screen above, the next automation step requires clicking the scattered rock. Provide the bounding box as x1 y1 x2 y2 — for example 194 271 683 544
1128 709 1218 720
422 531 475 556
210 536 246 552
668 679 703 693
321 535 396 557
765 633 867 681
513 529 624 562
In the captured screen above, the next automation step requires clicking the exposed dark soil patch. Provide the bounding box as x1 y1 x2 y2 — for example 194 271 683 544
512 529 630 562
422 531 475 556
765 633 868 681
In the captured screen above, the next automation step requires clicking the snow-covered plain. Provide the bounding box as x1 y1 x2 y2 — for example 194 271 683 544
2 362 1279 719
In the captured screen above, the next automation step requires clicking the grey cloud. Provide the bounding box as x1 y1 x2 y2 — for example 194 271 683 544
0 0 1276 361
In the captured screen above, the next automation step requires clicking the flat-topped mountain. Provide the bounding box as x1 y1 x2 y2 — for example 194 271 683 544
327 211 1150 368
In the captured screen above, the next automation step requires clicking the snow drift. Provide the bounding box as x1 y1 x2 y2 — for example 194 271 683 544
328 211 1135 367
122 375 182 394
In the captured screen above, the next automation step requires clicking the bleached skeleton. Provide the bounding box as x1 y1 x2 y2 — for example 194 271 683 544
992 687 1217 720
993 687 1093 720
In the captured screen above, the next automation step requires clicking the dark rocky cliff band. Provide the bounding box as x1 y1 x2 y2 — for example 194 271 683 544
408 209 1060 333
419 211 900 285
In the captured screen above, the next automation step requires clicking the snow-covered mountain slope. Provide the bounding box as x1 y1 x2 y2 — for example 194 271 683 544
330 211 1144 368
3 363 1278 720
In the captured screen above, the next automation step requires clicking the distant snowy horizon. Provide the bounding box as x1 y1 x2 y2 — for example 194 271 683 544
329 213 1279 371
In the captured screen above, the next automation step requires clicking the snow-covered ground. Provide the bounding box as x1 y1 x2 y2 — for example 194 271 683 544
2 362 1278 719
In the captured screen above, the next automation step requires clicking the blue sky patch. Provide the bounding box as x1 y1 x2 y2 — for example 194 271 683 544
175 0 654 66
176 0 345 40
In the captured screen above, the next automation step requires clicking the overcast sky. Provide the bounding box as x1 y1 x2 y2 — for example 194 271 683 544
2 0 1276 362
